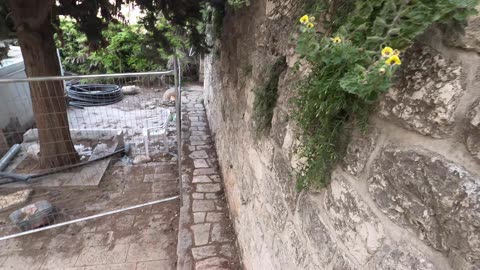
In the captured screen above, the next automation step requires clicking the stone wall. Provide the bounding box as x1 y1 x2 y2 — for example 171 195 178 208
203 1 480 269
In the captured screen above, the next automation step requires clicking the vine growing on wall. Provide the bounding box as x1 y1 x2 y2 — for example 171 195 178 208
294 0 478 190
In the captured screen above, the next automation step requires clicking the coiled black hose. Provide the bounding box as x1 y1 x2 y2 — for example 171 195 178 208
67 84 123 107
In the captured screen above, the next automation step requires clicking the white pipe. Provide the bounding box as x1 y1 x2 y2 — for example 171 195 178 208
0 195 179 241
0 144 21 171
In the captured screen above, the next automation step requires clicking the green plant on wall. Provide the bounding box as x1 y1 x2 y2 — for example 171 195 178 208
253 56 288 135
228 0 250 9
294 0 479 190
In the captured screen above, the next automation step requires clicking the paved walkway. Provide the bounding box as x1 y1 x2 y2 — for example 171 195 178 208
177 85 241 270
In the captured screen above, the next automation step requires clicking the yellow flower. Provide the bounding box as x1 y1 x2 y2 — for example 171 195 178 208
393 49 401 56
385 55 402 66
300 15 309 24
331 37 342 43
381 47 394 57
307 23 315 29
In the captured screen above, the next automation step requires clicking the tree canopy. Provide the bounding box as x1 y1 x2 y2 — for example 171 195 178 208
0 0 225 56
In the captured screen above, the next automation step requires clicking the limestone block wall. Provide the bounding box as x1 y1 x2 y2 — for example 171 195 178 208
203 1 480 269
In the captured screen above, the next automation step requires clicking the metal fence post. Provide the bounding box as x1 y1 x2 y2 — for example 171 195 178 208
174 56 183 206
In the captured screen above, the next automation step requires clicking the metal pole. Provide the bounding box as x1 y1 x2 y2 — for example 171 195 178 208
0 70 175 83
174 56 183 206
0 195 179 241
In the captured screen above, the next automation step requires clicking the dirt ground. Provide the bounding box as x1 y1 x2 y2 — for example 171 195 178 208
0 85 181 269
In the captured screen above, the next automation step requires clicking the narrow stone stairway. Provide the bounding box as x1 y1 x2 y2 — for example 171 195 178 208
177 85 241 270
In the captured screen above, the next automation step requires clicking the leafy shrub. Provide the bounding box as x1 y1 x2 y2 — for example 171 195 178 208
294 0 478 189
57 18 182 74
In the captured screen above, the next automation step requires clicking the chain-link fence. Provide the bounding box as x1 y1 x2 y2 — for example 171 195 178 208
0 69 182 240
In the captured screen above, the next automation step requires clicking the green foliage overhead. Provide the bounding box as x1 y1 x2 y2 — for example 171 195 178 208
294 0 479 190
57 19 182 74
1 0 228 54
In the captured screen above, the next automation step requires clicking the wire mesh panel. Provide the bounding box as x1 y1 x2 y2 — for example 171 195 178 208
0 71 181 244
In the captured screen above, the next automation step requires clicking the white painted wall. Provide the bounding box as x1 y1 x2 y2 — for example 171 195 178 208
0 57 34 133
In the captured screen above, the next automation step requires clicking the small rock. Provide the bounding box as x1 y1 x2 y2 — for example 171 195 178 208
121 85 140 95
133 155 151 165
25 144 40 159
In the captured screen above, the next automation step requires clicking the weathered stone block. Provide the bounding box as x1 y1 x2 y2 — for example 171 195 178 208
379 45 465 138
191 223 211 246
192 200 216 212
195 257 229 270
206 212 224 223
193 175 212 183
367 244 435 270
369 146 480 263
196 183 221 193
343 127 379 176
211 223 231 243
332 252 357 270
194 168 217 175
299 194 336 265
325 174 385 264
444 5 480 53
194 159 210 168
192 245 217 260
272 151 298 212
190 151 209 159
194 212 206 224
466 98 480 162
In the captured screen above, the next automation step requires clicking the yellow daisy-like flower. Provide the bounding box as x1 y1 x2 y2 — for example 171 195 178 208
381 47 394 57
307 23 315 29
300 15 309 24
385 55 402 66
331 37 342 43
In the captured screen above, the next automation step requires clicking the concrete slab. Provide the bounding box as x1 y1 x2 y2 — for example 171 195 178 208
75 244 129 266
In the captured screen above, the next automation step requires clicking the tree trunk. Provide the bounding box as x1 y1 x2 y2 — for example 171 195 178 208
9 0 79 168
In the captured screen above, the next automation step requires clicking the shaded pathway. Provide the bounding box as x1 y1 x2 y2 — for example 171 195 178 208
177 85 241 270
